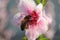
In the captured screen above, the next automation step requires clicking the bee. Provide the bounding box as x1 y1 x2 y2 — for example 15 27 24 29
20 15 31 31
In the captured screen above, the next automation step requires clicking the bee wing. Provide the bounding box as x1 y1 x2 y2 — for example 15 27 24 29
12 12 25 27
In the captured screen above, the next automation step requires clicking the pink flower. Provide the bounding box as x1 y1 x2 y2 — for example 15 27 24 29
13 0 52 40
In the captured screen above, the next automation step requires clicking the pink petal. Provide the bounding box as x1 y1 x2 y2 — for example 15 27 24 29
36 3 43 17
42 10 52 24
25 25 41 40
38 18 48 33
18 0 36 14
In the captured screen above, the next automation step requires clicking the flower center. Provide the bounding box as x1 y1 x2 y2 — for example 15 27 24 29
28 11 39 25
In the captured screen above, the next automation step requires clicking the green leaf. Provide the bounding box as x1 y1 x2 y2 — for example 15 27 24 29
41 0 48 7
38 34 45 39
35 0 41 5
38 34 50 40
34 0 48 7
22 36 27 40
40 38 50 40
22 34 50 40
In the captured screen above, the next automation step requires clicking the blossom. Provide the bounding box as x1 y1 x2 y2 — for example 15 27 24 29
13 0 52 40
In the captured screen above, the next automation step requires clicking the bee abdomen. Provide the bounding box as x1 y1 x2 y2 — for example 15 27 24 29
21 21 27 31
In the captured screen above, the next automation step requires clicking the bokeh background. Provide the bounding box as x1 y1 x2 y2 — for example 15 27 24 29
0 0 60 40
